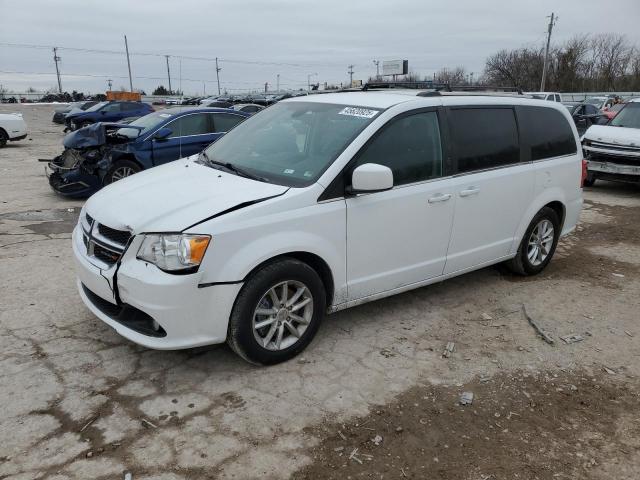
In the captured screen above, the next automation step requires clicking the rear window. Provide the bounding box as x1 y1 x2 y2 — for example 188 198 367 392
518 106 577 160
449 108 520 174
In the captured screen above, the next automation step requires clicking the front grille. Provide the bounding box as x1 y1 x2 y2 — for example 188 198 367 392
98 224 131 246
80 214 130 267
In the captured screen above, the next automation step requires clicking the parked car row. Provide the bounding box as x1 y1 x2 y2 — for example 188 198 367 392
52 100 99 124
64 101 154 131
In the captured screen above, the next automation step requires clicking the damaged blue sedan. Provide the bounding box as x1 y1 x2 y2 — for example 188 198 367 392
45 107 250 197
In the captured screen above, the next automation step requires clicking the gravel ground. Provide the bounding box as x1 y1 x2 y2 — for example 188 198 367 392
1 104 639 480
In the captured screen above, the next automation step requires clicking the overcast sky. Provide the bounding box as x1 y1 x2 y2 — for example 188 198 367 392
1 0 639 95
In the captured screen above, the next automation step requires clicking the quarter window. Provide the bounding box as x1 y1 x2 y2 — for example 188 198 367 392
167 114 209 138
352 111 443 186
212 113 245 132
449 108 520 174
518 106 577 160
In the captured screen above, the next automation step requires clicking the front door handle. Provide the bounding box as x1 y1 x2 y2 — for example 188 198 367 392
428 193 452 204
459 187 480 197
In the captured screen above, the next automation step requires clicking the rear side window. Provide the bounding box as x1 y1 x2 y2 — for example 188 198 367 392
352 111 443 186
518 106 577 160
449 108 519 174
212 113 245 132
167 113 209 138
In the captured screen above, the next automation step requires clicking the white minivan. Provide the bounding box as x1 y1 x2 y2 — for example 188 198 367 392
73 92 583 364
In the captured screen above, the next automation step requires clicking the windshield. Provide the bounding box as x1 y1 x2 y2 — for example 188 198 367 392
202 101 380 187
84 101 108 112
116 111 173 138
609 103 640 129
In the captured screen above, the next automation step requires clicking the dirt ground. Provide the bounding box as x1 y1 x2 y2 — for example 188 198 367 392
0 104 639 480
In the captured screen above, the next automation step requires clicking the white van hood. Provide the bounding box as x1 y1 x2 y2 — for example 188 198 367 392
85 158 289 233
583 125 640 145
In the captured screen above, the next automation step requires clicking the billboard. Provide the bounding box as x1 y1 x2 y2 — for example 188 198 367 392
382 60 408 76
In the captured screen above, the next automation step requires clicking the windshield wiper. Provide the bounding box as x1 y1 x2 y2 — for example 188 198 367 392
199 151 270 183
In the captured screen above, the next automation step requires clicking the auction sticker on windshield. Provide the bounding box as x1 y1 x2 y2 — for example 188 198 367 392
338 107 379 119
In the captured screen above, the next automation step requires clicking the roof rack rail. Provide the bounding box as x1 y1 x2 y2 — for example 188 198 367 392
362 81 523 95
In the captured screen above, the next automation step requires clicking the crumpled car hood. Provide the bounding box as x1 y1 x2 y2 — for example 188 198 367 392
84 157 289 233
583 125 640 145
63 123 140 149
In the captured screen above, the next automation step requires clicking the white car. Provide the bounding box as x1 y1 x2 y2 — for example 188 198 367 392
73 92 583 364
582 98 640 186
0 112 28 147
526 92 563 102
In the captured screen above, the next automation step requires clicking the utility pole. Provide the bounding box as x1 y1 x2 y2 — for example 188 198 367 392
470 72 474 85
264 82 269 93
276 74 280 92
348 65 354 87
215 57 221 95
373 60 380 78
107 79 113 91
165 55 172 94
53 47 62 93
124 35 133 92
540 12 556 92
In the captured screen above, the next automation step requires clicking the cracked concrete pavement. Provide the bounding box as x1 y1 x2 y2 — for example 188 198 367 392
1 105 639 479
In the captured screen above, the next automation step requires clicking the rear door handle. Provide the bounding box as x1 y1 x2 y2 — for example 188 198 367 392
428 193 452 204
459 187 480 197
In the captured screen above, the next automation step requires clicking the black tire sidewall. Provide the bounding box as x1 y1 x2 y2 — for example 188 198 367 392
583 172 596 187
519 207 561 275
0 130 7 147
104 159 141 185
228 258 326 365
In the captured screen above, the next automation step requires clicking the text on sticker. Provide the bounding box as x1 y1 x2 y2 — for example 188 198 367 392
338 107 379 119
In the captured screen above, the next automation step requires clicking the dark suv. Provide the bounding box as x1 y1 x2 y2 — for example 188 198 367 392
65 101 153 130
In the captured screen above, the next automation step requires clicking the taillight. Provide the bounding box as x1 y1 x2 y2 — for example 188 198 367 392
581 159 588 187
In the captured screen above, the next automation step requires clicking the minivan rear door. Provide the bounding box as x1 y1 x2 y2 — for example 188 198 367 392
443 106 534 274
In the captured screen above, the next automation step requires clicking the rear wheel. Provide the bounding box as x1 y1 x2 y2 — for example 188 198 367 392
0 129 7 148
227 258 326 365
583 172 596 187
506 207 560 276
104 160 141 185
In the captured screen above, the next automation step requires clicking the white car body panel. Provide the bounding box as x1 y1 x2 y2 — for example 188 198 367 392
0 113 28 140
73 92 582 350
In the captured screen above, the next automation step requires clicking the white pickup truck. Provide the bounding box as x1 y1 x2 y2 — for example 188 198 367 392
0 112 28 147
582 98 640 186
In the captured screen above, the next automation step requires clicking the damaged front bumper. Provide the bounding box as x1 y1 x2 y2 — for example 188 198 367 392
43 149 109 198
584 142 640 183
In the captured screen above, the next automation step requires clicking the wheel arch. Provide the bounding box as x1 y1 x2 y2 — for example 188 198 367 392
511 191 568 254
242 251 335 309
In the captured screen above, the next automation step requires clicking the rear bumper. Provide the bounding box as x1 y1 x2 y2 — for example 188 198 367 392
73 225 241 349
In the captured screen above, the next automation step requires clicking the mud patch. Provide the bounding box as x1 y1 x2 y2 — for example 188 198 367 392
294 371 640 480
0 208 79 235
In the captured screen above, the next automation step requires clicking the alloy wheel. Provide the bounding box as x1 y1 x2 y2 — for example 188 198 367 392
252 280 313 351
527 219 554 266
111 166 135 182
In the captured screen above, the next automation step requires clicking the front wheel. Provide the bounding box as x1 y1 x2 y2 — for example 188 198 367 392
506 207 560 276
0 129 7 148
104 159 141 185
227 258 326 365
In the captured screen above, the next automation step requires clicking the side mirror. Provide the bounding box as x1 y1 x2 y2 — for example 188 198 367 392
348 163 393 194
153 127 172 140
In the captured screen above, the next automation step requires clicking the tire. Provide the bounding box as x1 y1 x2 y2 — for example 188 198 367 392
506 207 561 276
227 258 326 365
583 172 596 187
0 129 7 148
104 160 141 185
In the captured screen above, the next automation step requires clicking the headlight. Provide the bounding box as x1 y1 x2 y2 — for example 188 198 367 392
137 234 211 272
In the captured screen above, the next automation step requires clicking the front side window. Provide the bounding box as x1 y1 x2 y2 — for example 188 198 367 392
202 102 380 187
101 103 121 113
449 108 519 174
609 103 640 129
167 114 209 138
212 113 246 133
519 106 577 160
351 111 442 186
